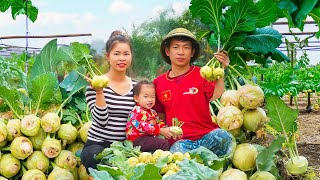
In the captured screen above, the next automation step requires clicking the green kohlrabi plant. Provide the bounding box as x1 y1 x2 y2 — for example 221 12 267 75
265 95 308 176
57 42 109 89
189 0 286 69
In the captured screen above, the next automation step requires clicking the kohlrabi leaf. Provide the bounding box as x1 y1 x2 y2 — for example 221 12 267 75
28 73 58 114
255 0 280 28
243 28 282 54
0 86 23 118
59 69 87 96
55 46 79 72
30 39 59 79
89 168 115 180
70 42 92 64
166 159 222 180
136 164 161 180
189 0 233 28
309 7 320 38
269 49 290 63
256 136 285 180
189 146 220 165
96 164 124 178
293 0 318 30
266 95 298 134
222 0 258 49
278 0 297 28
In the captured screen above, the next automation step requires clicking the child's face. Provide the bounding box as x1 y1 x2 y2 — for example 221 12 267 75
134 84 156 110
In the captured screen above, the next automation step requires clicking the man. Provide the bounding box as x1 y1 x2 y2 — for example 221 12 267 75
153 28 234 156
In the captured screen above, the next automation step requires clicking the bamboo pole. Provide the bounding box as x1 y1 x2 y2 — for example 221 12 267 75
0 33 92 40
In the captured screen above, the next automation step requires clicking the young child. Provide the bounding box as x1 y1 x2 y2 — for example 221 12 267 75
126 80 173 152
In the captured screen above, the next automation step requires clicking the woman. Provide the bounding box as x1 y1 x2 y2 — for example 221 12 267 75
81 30 138 171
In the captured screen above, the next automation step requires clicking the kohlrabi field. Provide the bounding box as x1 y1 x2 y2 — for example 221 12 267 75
0 0 320 180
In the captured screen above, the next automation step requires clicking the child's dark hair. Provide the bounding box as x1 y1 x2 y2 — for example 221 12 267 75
133 80 155 96
106 30 132 53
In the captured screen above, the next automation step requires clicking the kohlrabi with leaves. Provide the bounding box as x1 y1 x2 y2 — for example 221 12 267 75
250 171 276 180
266 95 309 175
21 169 46 180
63 42 109 89
21 114 41 136
48 162 74 180
213 101 243 131
29 128 46 150
200 56 225 82
6 119 21 141
41 135 62 158
0 154 21 178
54 150 78 170
10 136 33 159
40 112 60 133
219 168 247 180
169 118 184 137
0 121 7 143
220 90 241 109
242 107 269 132
26 151 49 172
79 121 92 143
231 143 258 171
190 0 284 74
57 122 78 145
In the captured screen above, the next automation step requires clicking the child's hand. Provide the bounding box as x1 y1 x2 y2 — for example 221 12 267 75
150 120 156 125
159 127 174 139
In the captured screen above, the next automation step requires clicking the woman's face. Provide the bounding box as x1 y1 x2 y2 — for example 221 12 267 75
106 42 132 72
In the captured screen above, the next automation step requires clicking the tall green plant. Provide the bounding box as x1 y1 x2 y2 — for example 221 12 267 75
0 0 38 22
189 0 287 66
279 0 320 37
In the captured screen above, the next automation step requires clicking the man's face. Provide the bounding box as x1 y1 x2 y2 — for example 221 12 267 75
165 39 195 67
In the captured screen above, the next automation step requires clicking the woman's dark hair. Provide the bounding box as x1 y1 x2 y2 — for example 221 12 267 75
105 30 132 53
133 80 155 96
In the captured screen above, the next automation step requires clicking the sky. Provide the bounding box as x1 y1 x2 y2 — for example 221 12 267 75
0 0 319 65
0 0 190 50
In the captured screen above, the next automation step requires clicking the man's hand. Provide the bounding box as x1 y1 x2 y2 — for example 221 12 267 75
214 51 230 68
159 127 174 139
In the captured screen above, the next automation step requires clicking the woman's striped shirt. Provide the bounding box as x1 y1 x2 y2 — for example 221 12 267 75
86 80 136 142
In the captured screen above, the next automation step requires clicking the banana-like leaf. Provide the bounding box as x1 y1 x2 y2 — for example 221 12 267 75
293 0 318 30
28 73 59 114
30 39 59 79
255 0 280 28
0 86 23 118
222 0 258 49
266 95 298 135
309 7 320 38
243 28 282 54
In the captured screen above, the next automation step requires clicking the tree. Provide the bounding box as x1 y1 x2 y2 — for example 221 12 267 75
0 0 38 22
128 9 212 80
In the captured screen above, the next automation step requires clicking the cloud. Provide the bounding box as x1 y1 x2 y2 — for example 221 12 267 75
172 1 190 15
109 0 133 14
0 12 25 30
36 12 96 26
